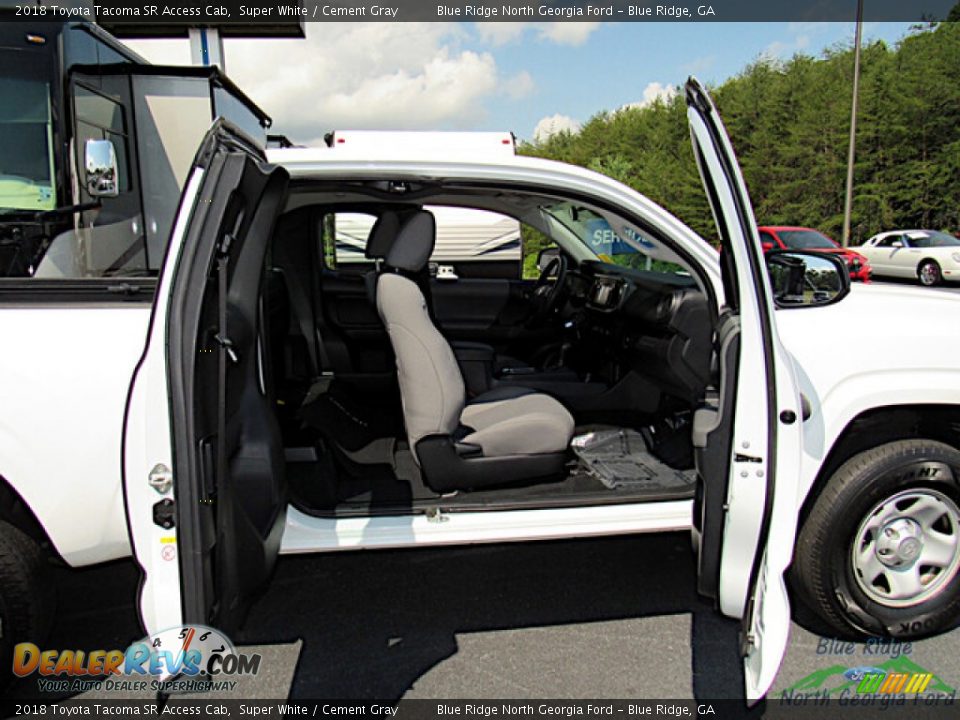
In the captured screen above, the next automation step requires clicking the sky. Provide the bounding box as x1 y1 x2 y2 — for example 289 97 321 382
125 21 916 146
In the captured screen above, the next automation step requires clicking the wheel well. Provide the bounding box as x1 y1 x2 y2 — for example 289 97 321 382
0 474 57 555
800 405 960 524
918 258 940 272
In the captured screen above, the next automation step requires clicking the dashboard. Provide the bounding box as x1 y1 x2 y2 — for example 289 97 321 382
568 261 713 402
587 274 627 312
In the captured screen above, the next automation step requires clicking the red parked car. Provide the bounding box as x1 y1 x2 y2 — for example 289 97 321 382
758 226 872 282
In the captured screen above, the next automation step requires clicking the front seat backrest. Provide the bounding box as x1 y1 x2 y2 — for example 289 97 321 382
363 211 402 306
376 211 466 451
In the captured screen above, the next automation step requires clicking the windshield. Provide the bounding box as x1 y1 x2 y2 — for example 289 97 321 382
907 231 960 248
0 51 57 214
542 202 687 275
777 229 836 250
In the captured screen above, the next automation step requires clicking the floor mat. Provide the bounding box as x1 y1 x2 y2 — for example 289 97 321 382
299 380 402 452
571 428 695 491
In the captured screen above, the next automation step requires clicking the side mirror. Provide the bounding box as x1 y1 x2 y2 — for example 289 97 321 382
761 241 774 253
891 240 904 248
537 246 560 273
766 251 850 308
84 139 119 198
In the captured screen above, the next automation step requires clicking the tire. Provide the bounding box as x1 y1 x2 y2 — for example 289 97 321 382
793 439 960 640
918 260 942 287
0 521 54 689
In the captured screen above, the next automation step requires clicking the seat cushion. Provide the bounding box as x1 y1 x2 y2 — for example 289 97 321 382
459 391 574 457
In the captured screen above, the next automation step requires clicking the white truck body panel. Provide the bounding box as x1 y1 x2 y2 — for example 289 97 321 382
0 303 149 565
328 130 516 159
120 170 207 635
281 501 693 553
778 283 960 501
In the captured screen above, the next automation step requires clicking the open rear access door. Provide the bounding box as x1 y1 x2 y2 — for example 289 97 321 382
124 120 290 639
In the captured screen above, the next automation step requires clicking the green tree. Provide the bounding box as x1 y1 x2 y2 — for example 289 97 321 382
522 22 960 243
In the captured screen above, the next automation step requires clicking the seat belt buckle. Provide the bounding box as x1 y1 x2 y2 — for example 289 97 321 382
214 333 239 364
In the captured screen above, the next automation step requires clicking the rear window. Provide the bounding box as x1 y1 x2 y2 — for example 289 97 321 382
777 230 836 250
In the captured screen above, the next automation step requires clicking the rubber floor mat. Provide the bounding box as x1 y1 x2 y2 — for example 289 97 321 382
571 428 695 491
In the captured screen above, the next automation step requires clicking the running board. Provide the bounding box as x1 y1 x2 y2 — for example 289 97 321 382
279 500 693 554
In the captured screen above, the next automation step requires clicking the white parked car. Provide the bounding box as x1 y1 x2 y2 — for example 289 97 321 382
856 229 960 286
3 80 960 703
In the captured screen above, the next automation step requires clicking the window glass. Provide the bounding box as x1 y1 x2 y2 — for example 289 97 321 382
522 225 555 279
330 213 377 266
320 212 377 269
905 231 960 248
428 206 520 260
543 202 688 277
75 85 125 134
321 207 525 280
74 85 129 193
876 235 902 248
776 229 836 250
28 79 146 281
213 86 266 146
0 56 57 215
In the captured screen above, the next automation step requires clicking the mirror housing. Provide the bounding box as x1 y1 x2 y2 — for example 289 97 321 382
84 139 119 198
891 240 904 248
761 241 775 253
765 250 850 308
537 246 560 273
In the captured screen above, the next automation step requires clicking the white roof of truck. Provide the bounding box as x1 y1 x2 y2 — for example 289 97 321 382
325 130 516 159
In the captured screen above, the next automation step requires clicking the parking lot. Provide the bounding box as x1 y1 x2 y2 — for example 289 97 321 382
11 526 960 708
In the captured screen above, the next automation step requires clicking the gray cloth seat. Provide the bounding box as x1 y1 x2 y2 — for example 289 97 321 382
461 388 572 456
363 211 405 306
365 209 528 397
376 211 574 493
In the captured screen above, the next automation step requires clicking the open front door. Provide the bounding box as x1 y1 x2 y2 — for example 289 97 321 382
685 79 803 701
123 120 289 640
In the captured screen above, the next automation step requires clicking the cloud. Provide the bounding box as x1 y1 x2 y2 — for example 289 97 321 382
763 31 813 59
502 71 535 100
681 54 717 77
475 22 600 47
319 49 500 133
160 23 530 143
475 22 529 46
537 22 600 46
620 82 678 111
533 113 581 142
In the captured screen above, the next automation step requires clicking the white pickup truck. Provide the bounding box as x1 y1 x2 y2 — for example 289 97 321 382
2 79 960 702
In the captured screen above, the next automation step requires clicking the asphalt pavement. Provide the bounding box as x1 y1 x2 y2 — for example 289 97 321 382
10 530 960 711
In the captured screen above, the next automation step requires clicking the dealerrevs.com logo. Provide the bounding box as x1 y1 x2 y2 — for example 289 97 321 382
13 625 261 694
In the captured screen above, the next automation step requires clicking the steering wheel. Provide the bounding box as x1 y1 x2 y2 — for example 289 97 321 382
528 254 568 326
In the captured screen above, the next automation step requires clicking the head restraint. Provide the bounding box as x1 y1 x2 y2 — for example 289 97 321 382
365 211 402 260
385 210 436 273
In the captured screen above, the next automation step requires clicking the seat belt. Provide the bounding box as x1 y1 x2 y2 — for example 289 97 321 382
274 243 326 378
214 233 237 525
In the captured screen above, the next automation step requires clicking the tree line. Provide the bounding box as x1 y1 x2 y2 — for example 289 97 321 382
521 20 960 248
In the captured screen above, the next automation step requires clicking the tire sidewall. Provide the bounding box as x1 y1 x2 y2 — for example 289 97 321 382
0 588 10 679
0 522 53 690
823 444 960 639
